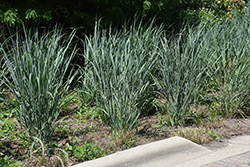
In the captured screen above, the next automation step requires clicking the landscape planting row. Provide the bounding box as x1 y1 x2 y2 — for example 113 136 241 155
1 3 250 166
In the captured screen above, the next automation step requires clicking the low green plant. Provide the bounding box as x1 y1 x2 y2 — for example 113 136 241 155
121 138 135 150
75 106 99 120
111 130 136 150
224 131 228 136
209 129 217 140
0 25 78 146
60 92 80 116
54 125 71 138
209 129 223 140
173 127 211 144
0 113 17 140
0 156 22 167
0 101 18 140
66 141 105 161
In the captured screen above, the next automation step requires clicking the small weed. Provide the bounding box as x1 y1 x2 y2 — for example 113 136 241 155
60 92 80 116
66 141 105 161
112 130 136 150
156 113 166 128
55 125 71 138
219 134 223 139
0 105 18 141
209 129 223 140
0 156 22 167
74 106 98 120
209 130 217 140
236 122 241 127
85 125 95 133
121 138 135 150
234 122 241 131
194 111 224 129
173 127 211 144
0 116 17 140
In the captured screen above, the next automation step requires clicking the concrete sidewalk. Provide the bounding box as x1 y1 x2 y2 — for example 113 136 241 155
72 135 250 167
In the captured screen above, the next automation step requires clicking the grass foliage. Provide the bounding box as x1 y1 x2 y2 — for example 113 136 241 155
154 24 212 126
0 26 78 145
81 19 163 132
206 13 250 118
2 2 250 164
80 4 250 128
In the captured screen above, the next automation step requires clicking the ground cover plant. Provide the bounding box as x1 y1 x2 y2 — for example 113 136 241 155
1 3 250 166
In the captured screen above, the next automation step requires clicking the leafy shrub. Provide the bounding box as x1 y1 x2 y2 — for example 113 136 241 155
212 0 246 17
179 6 220 26
0 26 78 146
178 0 247 27
0 0 173 28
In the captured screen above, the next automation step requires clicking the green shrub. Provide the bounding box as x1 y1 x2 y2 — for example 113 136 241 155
212 0 246 17
177 0 247 28
179 6 220 26
0 0 173 28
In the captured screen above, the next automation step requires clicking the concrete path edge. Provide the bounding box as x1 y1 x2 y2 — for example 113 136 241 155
72 136 212 167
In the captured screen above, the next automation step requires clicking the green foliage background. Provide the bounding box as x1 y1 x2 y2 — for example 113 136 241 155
0 0 191 29
0 0 247 30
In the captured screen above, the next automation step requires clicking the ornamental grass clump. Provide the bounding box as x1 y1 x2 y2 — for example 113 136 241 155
81 19 163 132
0 26 78 146
206 9 250 118
154 23 213 126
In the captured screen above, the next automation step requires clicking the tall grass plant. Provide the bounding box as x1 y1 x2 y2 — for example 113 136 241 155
0 26 78 146
206 9 250 118
154 23 213 126
80 19 163 132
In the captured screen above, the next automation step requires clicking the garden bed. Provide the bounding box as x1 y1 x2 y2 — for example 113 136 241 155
1 94 250 167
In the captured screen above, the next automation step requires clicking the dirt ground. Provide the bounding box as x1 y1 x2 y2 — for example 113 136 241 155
2 101 250 166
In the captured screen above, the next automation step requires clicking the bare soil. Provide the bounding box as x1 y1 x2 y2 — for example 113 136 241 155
1 100 250 167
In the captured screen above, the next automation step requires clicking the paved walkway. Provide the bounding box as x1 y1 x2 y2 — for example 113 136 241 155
201 151 250 167
73 136 250 167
